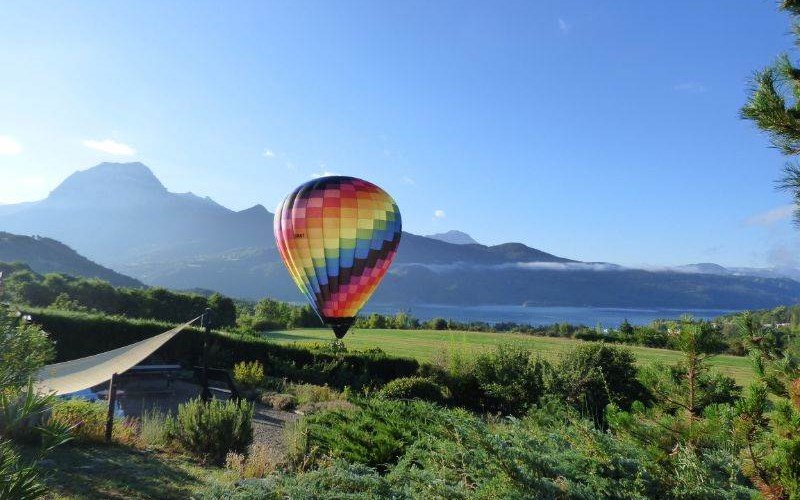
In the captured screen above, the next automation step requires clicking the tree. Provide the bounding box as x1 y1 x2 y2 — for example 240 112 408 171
207 293 236 327
0 304 72 499
734 312 800 498
619 318 634 336
553 343 646 426
606 318 748 495
742 0 800 224
367 313 387 329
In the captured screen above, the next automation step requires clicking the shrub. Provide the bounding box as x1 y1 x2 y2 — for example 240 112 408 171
167 397 253 464
263 377 287 392
233 361 264 389
472 343 551 416
0 310 53 390
198 460 393 500
294 399 452 471
263 393 296 411
552 343 646 426
0 439 48 500
428 318 448 330
49 399 136 445
137 410 171 449
262 398 731 499
288 384 342 406
377 377 444 403
225 443 281 480
296 400 355 415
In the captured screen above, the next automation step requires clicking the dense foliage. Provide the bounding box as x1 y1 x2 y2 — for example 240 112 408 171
168 397 253 464
0 305 71 499
0 262 236 326
208 399 754 499
0 309 53 391
377 376 445 403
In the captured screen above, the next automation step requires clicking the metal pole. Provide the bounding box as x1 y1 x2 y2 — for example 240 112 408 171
201 308 212 402
105 373 118 443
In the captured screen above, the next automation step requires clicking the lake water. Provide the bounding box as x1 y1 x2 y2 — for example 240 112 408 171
364 304 735 327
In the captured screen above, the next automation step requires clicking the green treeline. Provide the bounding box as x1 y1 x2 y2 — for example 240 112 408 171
5 259 800 358
0 262 237 326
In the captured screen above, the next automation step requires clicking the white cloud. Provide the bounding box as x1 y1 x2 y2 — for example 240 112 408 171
263 149 276 158
82 139 136 156
558 18 570 33
745 204 795 227
674 82 708 93
0 136 22 155
434 209 446 219
402 176 415 185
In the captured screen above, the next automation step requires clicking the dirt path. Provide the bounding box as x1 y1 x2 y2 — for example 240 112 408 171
251 403 299 454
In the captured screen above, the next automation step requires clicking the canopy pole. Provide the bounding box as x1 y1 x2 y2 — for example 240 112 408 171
104 373 118 443
201 308 212 402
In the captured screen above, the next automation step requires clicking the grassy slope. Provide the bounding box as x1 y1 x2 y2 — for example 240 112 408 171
265 327 755 385
36 445 226 500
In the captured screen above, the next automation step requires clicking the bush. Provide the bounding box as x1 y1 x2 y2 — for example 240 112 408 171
0 310 53 390
0 439 48 500
472 344 551 416
428 318 448 330
224 443 281 480
198 460 393 500
552 343 646 426
49 399 136 445
262 393 296 411
137 410 171 449
288 384 342 406
377 377 444 403
292 399 452 471
168 397 253 464
260 398 744 499
233 361 264 389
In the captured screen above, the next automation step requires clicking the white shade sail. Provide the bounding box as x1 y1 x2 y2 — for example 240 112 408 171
35 316 200 395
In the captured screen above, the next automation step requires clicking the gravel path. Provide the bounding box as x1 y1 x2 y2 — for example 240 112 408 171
251 403 299 454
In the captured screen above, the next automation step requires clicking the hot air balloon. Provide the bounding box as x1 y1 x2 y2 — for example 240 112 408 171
274 176 402 339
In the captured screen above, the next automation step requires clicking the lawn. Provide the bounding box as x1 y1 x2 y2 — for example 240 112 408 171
33 445 227 500
265 327 756 385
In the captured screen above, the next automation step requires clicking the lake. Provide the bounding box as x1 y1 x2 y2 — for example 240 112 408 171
363 304 735 327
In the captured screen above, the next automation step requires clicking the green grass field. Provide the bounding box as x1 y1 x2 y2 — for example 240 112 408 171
265 327 755 385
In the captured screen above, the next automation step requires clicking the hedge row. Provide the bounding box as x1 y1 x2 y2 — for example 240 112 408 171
30 309 419 389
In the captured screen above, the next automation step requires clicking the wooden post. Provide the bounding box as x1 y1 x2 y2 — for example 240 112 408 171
105 373 118 443
201 308 212 402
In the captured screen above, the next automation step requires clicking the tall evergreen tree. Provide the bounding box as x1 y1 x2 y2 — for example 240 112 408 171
742 1 800 224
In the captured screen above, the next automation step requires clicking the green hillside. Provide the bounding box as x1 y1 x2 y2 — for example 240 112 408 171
0 231 142 287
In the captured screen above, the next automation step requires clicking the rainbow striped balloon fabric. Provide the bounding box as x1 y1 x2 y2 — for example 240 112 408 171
274 176 402 338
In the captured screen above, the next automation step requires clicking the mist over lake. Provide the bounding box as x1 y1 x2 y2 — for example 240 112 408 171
364 304 735 327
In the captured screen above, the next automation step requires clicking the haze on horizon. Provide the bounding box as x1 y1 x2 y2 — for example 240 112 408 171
0 1 798 270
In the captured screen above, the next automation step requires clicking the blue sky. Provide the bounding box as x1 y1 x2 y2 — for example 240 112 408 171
0 1 798 268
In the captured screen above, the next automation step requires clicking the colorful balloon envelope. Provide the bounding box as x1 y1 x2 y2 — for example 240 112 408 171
274 176 402 338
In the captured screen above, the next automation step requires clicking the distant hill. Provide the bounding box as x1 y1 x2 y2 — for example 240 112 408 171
1 162 799 309
0 232 142 287
426 230 479 245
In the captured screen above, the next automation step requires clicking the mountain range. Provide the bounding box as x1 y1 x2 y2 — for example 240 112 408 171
1 162 799 310
426 230 480 245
